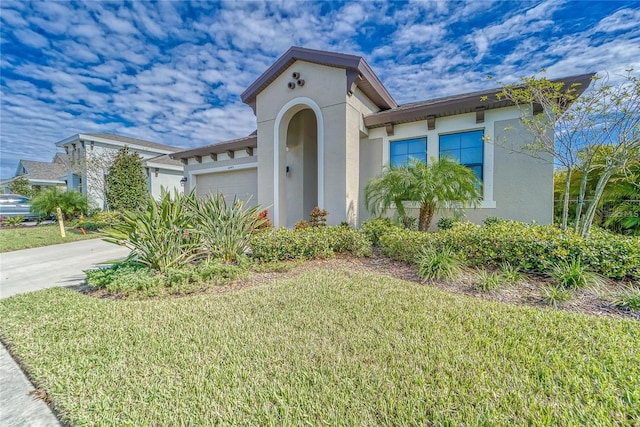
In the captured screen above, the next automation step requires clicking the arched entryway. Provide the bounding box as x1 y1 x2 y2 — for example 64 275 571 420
273 97 324 228
285 109 318 227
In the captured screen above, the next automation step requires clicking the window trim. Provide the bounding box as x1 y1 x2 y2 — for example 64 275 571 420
438 129 485 181
389 136 427 168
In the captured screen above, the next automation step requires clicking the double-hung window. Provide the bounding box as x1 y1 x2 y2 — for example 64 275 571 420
390 137 427 167
439 130 484 180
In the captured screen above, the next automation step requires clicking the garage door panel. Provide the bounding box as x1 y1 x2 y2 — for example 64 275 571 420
195 169 258 207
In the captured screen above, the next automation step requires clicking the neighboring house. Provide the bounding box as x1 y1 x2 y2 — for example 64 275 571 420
55 133 184 209
172 46 593 229
1 153 68 194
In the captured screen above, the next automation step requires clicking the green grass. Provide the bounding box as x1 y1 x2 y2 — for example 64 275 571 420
0 224 100 252
1 270 638 426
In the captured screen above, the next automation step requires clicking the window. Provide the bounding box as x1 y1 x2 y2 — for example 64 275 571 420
439 130 484 180
390 137 426 167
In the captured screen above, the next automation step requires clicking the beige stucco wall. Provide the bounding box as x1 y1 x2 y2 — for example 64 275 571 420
363 106 554 229
255 60 375 226
147 168 183 198
358 137 383 226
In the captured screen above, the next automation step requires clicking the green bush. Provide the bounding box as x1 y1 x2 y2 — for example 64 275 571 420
550 259 606 289
250 226 372 262
474 269 502 292
437 217 458 231
375 220 639 279
541 285 572 307
30 188 88 220
191 193 264 262
361 217 401 246
85 259 247 297
378 227 432 262
104 190 200 272
611 286 640 312
416 246 463 281
2 216 25 226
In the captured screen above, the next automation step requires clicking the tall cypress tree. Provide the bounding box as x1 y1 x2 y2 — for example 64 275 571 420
106 146 148 211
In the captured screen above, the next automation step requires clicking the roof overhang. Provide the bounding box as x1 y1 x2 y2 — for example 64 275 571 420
55 134 175 155
241 46 397 113
170 134 258 161
364 73 595 129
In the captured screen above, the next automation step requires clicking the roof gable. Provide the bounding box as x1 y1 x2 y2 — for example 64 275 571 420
241 46 397 113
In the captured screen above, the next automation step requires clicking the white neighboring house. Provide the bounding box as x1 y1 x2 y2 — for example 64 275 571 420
55 133 184 209
1 153 68 194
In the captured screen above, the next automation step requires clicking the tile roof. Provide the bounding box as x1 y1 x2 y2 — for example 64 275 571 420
20 160 67 181
145 154 184 167
82 133 182 152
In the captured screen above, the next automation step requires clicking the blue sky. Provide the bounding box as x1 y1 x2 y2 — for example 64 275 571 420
1 0 639 179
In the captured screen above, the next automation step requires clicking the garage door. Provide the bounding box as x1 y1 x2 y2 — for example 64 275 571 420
195 168 258 206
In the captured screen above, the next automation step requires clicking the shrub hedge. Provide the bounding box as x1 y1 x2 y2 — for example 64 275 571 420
250 226 372 262
376 220 639 279
85 259 247 297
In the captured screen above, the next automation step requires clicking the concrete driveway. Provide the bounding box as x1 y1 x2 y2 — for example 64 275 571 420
0 238 130 298
1 239 130 426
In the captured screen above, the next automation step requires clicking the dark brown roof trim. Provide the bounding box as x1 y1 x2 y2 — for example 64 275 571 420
241 46 397 112
364 73 595 129
170 134 257 160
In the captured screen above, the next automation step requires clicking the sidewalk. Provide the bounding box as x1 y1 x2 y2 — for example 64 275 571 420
0 345 61 426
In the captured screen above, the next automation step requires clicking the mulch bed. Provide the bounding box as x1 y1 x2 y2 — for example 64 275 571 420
78 251 639 321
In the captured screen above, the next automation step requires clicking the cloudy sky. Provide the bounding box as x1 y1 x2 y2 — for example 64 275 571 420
1 1 639 179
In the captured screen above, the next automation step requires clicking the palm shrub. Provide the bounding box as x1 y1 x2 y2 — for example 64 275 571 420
417 245 463 281
104 190 200 272
30 188 88 219
190 193 265 263
365 157 481 231
549 259 606 289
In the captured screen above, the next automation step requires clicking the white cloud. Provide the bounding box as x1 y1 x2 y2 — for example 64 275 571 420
0 0 637 179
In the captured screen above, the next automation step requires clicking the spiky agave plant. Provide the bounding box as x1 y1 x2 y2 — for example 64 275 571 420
104 189 200 272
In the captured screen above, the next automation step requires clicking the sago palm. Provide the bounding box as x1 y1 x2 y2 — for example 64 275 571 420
365 157 481 231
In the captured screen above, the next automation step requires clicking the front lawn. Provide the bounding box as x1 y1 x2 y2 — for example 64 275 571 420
0 224 100 252
1 269 638 426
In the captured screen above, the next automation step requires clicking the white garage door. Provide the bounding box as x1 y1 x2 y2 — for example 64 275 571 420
195 168 258 206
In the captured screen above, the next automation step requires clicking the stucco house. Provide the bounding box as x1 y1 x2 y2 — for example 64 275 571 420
172 46 592 228
1 153 69 193
56 133 184 209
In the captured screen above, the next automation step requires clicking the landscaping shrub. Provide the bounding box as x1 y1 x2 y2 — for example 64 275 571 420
550 259 606 289
250 226 372 262
30 188 88 220
499 262 523 284
474 269 502 292
611 286 640 312
2 216 24 227
104 190 200 272
85 259 247 297
378 227 432 262
483 216 506 226
375 220 639 279
437 216 458 231
541 285 572 307
308 206 328 227
416 246 463 281
361 217 401 246
191 193 264 262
